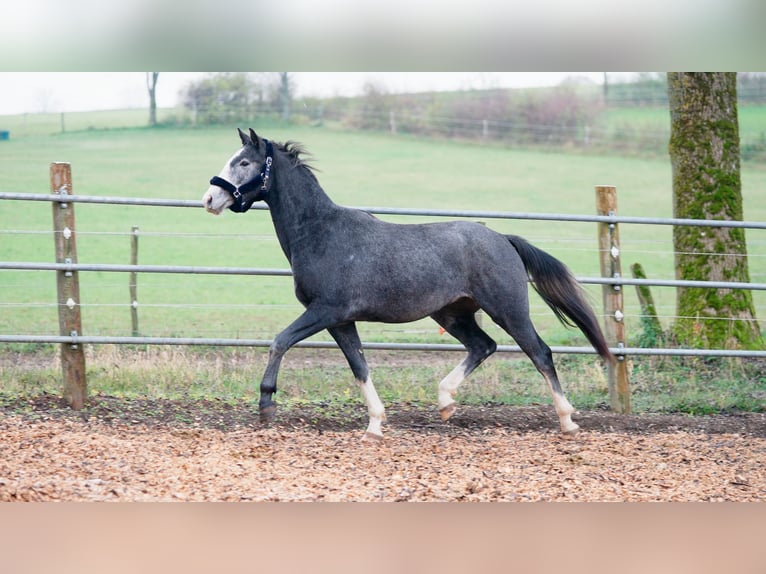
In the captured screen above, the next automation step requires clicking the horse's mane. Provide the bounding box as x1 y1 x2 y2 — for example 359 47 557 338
278 140 317 173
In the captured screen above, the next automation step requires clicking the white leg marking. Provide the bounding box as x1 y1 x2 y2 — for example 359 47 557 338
553 392 579 435
542 373 579 434
357 377 385 438
438 359 469 412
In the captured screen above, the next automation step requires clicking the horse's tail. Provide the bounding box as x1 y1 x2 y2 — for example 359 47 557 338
506 234 614 362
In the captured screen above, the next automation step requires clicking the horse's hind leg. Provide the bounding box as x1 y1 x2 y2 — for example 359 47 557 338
328 323 386 442
528 336 579 435
431 307 497 421
492 312 579 435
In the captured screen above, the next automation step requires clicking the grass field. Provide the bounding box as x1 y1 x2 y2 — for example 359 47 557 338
602 104 766 141
0 108 177 137
1 118 765 415
1 121 765 349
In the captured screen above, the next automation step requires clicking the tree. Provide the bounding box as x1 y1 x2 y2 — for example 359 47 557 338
181 73 257 125
146 72 159 127
667 72 761 349
352 81 392 131
278 72 293 121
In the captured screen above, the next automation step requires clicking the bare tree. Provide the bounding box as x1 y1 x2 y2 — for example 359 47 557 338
146 72 160 126
667 72 761 349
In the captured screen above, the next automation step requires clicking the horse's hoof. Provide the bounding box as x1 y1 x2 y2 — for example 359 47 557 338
361 431 384 444
439 403 457 421
259 403 277 423
561 425 580 438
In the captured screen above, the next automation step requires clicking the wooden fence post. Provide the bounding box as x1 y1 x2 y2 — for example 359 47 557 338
595 185 631 414
130 225 140 336
50 162 87 409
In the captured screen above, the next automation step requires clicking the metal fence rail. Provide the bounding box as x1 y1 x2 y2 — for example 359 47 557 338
2 261 766 292
0 261 293 277
2 191 766 229
3 334 766 358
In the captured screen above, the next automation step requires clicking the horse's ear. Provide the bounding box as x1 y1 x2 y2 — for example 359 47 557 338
248 128 261 151
237 128 250 147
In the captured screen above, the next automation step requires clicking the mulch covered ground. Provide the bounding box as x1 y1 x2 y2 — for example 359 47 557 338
1 395 763 501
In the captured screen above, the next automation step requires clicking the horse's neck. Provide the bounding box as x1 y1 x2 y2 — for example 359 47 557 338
265 167 338 262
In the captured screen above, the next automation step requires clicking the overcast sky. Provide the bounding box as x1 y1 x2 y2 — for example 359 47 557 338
0 72 620 116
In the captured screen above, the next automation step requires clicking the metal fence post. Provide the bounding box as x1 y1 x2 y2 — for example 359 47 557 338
50 163 87 409
596 185 631 414
130 226 140 336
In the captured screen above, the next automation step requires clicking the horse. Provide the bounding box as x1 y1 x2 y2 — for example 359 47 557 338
202 128 613 441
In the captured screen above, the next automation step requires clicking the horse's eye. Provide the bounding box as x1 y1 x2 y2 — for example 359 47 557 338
239 160 250 167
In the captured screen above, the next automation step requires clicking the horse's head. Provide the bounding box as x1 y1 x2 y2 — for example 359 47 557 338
203 128 273 215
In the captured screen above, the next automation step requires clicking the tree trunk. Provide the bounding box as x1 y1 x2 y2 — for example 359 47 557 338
146 72 159 127
279 72 292 122
667 72 761 349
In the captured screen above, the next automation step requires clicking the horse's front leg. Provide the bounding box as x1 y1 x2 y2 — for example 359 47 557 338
328 323 386 442
258 350 283 420
259 306 337 421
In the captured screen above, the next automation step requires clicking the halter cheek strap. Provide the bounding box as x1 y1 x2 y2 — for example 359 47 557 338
209 140 274 213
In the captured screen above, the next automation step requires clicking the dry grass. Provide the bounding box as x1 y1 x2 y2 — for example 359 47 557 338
1 345 763 414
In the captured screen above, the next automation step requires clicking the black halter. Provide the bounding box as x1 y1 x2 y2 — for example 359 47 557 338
209 139 274 213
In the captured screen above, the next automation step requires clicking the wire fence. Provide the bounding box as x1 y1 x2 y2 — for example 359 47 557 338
1 189 764 357
3 100 765 162
3 179 766 413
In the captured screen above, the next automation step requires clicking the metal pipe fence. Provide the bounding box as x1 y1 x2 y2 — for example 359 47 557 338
1 184 765 412
1 189 764 354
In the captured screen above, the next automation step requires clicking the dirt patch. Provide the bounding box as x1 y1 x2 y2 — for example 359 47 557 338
3 393 764 437
0 395 763 501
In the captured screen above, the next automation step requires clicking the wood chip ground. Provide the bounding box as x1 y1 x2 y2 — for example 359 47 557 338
1 398 763 502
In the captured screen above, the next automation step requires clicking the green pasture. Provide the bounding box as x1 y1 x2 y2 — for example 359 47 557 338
602 104 766 139
0 108 177 137
1 121 766 351
600 105 766 158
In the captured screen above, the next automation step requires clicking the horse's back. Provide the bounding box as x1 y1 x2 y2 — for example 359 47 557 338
332 211 525 281
290 206 532 323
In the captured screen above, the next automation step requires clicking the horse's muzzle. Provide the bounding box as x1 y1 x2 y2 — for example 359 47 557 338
202 188 230 215
202 191 218 215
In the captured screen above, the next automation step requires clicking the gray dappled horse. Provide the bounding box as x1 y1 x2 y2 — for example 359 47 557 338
203 129 613 441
